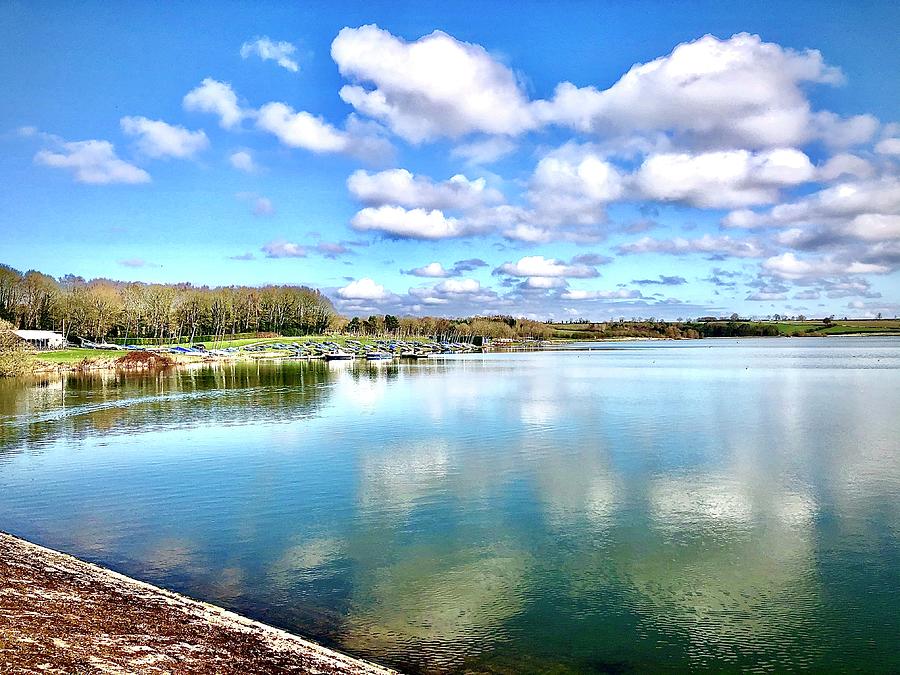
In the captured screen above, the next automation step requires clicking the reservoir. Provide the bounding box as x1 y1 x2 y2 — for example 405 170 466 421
1 337 899 672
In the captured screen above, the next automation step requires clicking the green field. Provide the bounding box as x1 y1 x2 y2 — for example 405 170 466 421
31 348 107 365
547 319 900 340
766 320 900 336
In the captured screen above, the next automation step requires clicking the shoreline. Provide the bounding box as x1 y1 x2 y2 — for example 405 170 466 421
0 531 396 674
15 330 900 377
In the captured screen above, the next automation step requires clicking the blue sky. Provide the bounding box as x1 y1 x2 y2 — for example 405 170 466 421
2 0 899 319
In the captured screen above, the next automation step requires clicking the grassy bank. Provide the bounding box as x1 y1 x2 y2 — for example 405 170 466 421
0 532 395 674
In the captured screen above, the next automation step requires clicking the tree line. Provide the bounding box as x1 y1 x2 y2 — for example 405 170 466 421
338 314 555 340
0 264 335 342
0 263 556 343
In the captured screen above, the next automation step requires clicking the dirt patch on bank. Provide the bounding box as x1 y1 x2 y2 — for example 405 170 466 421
115 350 175 370
0 532 396 674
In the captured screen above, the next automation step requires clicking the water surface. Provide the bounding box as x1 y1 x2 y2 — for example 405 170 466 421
2 337 899 672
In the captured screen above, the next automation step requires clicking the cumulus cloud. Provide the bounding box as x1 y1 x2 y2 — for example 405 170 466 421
722 178 900 269
351 205 478 239
183 78 245 129
348 169 502 210
617 235 768 258
813 111 879 149
434 278 481 294
256 102 349 153
229 150 258 172
34 138 150 185
527 145 624 224
533 32 851 149
762 252 889 279
818 153 875 182
561 289 642 300
875 137 900 156
404 262 449 277
331 24 535 142
261 240 306 258
330 28 872 154
120 116 209 159
495 255 600 278
634 148 815 208
404 258 490 277
240 36 300 72
451 137 517 165
337 277 390 301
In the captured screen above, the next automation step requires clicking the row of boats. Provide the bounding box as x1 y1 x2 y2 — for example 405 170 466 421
80 338 484 360
259 339 482 360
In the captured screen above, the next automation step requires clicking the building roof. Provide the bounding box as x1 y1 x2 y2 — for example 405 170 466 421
12 330 64 339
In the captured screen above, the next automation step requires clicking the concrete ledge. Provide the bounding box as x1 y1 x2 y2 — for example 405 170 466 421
0 532 397 674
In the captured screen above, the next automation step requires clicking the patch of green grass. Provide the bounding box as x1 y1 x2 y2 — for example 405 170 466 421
30 348 104 364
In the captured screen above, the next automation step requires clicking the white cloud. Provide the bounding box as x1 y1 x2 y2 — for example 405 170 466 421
120 116 209 159
524 277 567 289
256 102 348 153
561 289 642 300
261 240 306 258
839 214 900 242
229 150 257 172
723 178 900 231
818 153 875 182
331 24 535 142
240 37 300 72
405 262 449 277
434 278 480 294
34 139 150 185
451 137 517 165
347 168 501 210
618 235 767 258
635 148 814 208
746 290 788 301
351 205 476 239
496 255 599 278
813 111 879 149
875 137 900 156
183 78 245 129
533 32 849 149
762 252 889 279
528 146 624 224
338 277 390 301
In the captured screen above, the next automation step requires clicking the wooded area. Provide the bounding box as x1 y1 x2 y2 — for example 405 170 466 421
0 264 335 342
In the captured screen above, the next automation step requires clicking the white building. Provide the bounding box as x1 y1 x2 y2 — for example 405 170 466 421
12 330 67 350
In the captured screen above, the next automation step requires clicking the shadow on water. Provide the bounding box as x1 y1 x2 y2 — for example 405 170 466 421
0 360 336 458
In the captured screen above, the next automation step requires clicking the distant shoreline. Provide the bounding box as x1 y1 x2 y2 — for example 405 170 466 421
20 331 900 376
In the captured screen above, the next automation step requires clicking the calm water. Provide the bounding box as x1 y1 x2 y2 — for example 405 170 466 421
2 337 899 673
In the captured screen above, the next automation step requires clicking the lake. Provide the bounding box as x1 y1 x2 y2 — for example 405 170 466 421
2 337 899 673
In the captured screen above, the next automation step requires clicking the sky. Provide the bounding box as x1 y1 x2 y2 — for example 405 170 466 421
2 0 899 320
